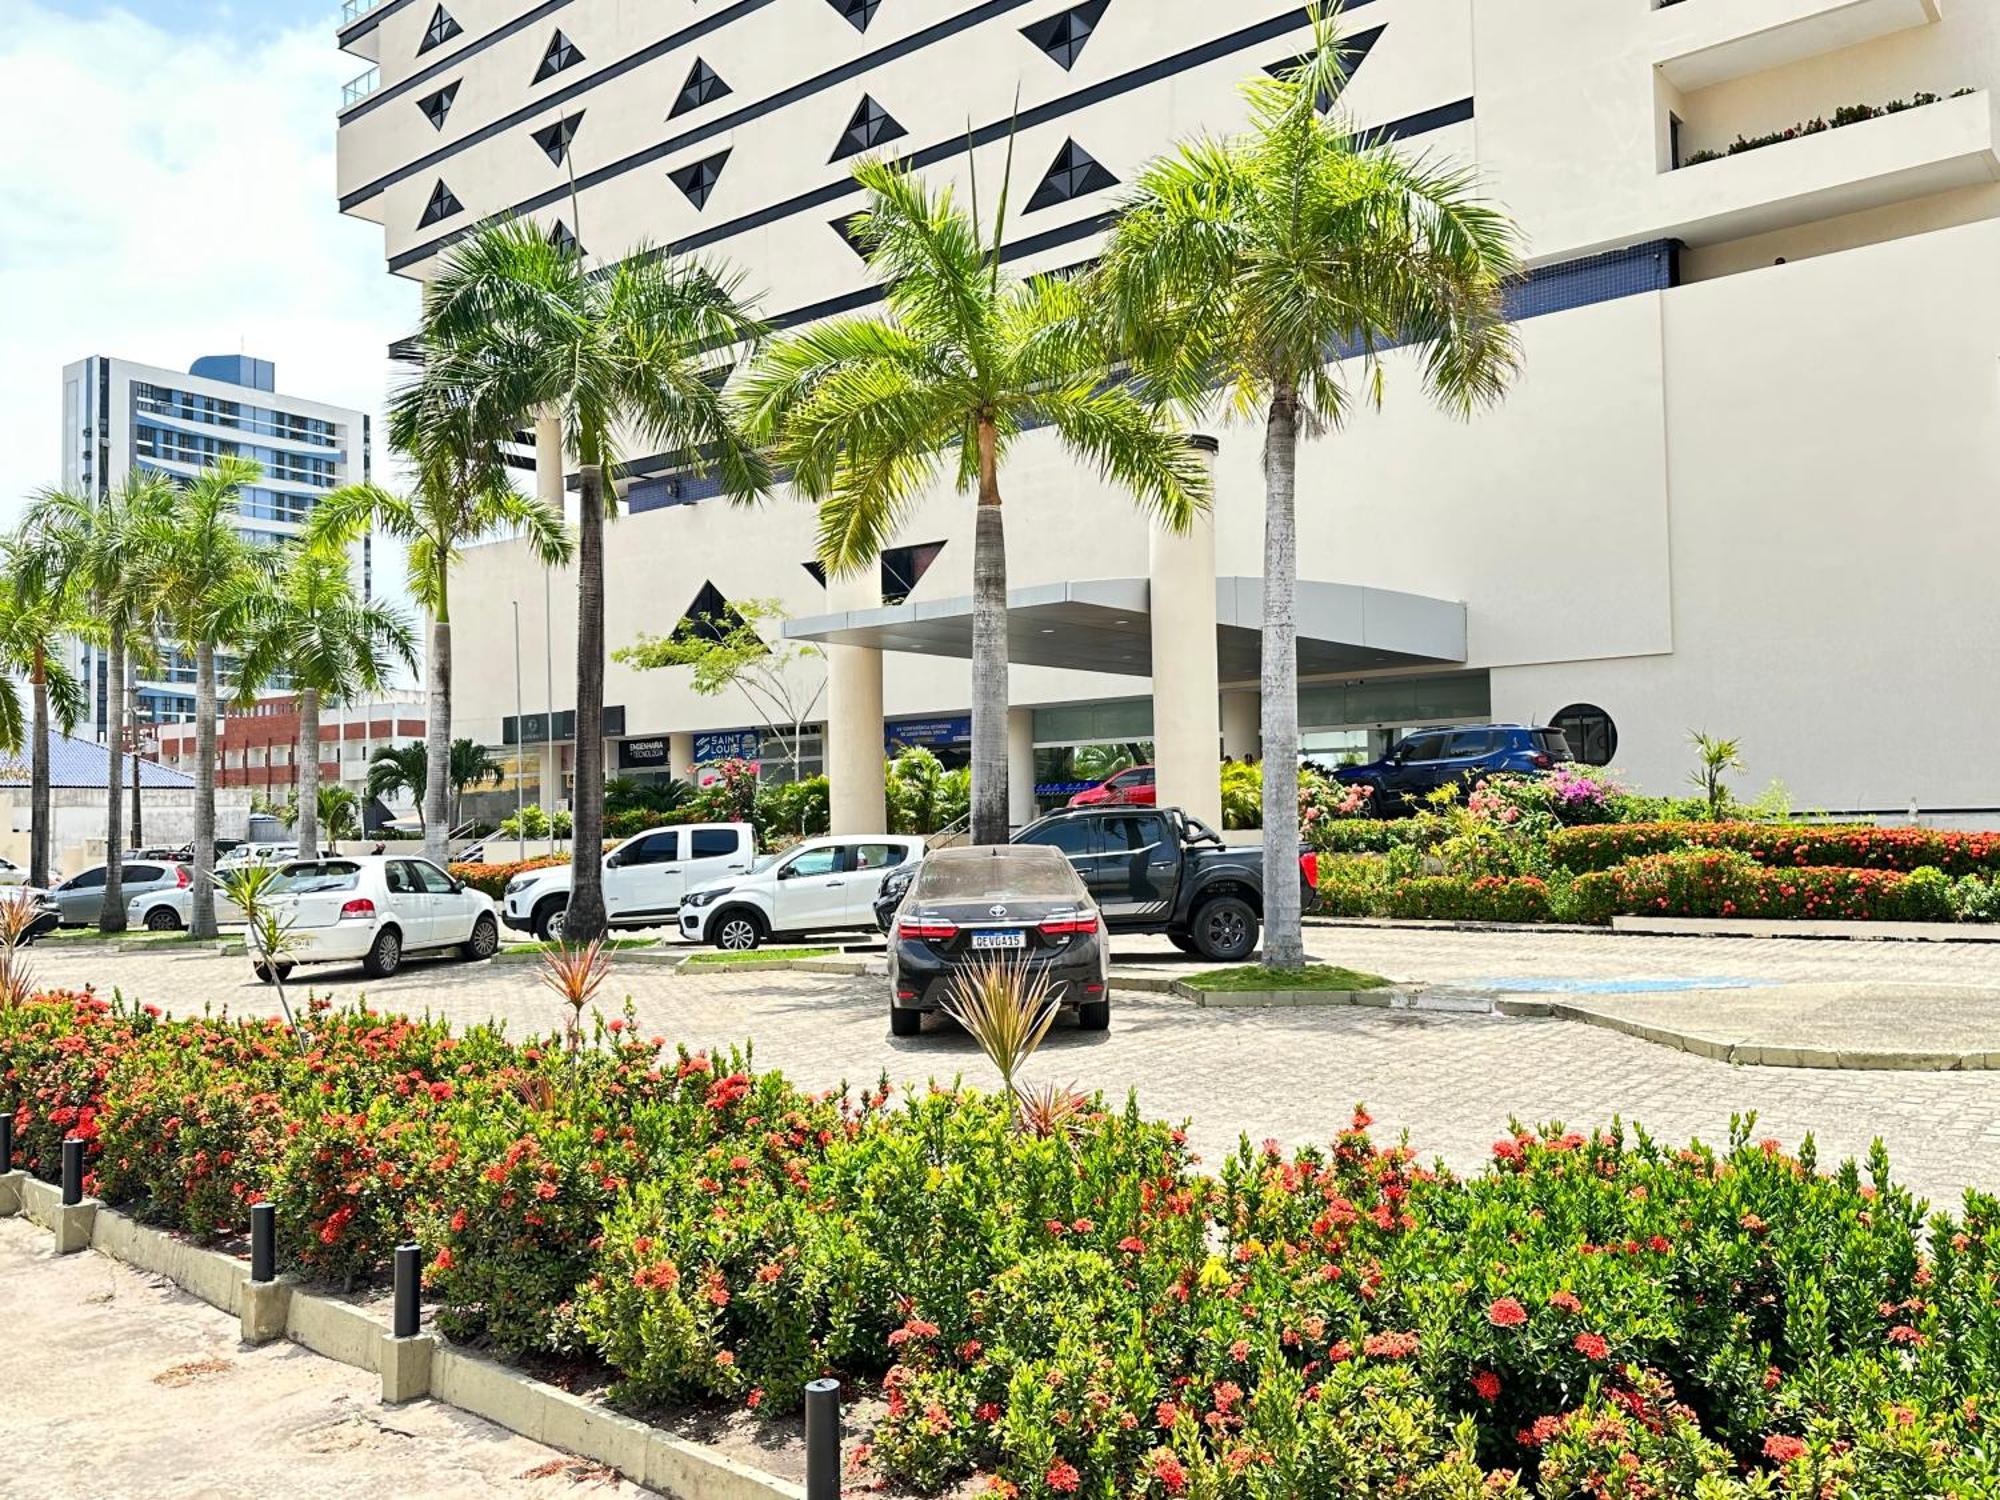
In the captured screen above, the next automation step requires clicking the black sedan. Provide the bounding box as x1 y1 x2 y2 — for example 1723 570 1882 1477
888 845 1109 1037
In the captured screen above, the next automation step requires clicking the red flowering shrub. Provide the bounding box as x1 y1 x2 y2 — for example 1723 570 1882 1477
1549 821 2000 878
0 990 148 1182
448 857 566 901
1571 849 1949 924
1380 876 1554 924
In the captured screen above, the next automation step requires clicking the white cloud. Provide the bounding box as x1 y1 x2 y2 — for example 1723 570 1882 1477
0 2 418 579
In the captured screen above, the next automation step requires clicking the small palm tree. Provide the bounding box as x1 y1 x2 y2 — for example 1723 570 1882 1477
317 783 361 844
449 737 505 828
367 742 429 823
0 540 88 888
1097 0 1521 966
16 474 177 929
740 158 1209 844
132 457 272 939
226 544 418 858
414 219 771 941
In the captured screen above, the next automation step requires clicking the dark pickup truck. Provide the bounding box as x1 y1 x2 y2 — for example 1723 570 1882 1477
874 805 1318 962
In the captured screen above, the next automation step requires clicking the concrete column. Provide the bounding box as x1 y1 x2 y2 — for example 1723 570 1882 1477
537 743 560 810
825 573 887 834
1221 691 1261 761
1007 706 1037 830
1148 437 1224 831
534 413 564 514
668 732 696 784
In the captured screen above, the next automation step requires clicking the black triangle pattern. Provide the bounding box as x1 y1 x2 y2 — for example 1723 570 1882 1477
419 179 463 228
418 4 461 54
826 0 880 32
1265 24 1384 110
830 211 869 257
534 29 584 84
830 95 906 161
668 149 732 209
531 111 584 166
1024 139 1117 212
670 58 732 118
549 220 583 258
1020 0 1109 70
417 80 459 131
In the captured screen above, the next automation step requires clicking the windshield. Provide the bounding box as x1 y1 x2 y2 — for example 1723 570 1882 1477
914 850 1086 902
268 861 361 895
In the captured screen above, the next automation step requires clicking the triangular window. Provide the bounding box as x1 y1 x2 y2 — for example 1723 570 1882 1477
802 560 828 587
671 58 732 118
418 4 461 54
668 149 731 210
1020 0 1109 70
548 219 582 258
531 111 584 166
826 0 880 32
830 211 869 257
674 582 750 644
418 179 463 228
417 80 459 131
534 29 584 84
1266 24 1384 110
831 95 906 161
1024 139 1117 212
882 541 944 605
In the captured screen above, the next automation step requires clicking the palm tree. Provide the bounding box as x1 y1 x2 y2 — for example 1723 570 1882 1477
0 537 89 888
133 457 271 939
411 220 771 942
449 737 504 828
225 543 418 856
740 158 1209 845
1097 0 1521 966
317 783 361 844
367 742 429 825
15 473 176 928
308 389 568 867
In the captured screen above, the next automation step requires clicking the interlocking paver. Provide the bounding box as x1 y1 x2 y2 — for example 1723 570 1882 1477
30 927 2000 1210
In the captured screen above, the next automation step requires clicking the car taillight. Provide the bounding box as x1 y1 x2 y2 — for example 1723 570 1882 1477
1531 753 1553 769
175 866 190 887
339 898 375 921
1038 916 1097 936
898 918 957 941
1299 852 1320 887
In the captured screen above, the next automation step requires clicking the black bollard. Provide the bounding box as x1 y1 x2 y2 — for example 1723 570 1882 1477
804 1377 841 1500
0 1114 12 1174
250 1202 276 1284
61 1137 84 1207
393 1242 421 1339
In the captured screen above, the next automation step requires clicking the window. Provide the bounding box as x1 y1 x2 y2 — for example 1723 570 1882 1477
851 842 907 872
668 148 731 210
825 0 880 32
385 861 419 894
1549 705 1614 766
531 111 583 166
1025 139 1118 212
831 95 905 161
412 861 458 894
418 179 463 228
534 29 584 84
673 581 750 644
1020 0 1108 70
65 868 106 891
1397 733 1449 763
417 80 459 131
688 829 740 859
783 847 841 879
671 58 731 118
548 219 583 258
881 541 944 604
622 830 682 866
1100 814 1166 855
418 4 460 54
1019 818 1096 858
126 865 166 884
1266 25 1382 110
271 862 360 894
1445 730 1498 758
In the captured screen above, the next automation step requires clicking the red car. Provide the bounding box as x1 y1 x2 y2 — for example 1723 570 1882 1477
1068 765 1156 808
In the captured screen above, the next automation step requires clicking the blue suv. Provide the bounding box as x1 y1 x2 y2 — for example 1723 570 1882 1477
1333 724 1572 813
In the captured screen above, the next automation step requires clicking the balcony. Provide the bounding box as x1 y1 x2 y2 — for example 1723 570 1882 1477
1655 87 1999 246
339 66 380 112
1656 0 1942 93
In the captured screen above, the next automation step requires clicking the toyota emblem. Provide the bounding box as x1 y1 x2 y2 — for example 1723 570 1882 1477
989 904 1008 918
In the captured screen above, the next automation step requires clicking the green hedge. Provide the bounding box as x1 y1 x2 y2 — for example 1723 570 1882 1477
1558 850 1953 925
1548 821 2000 877
1379 875 1555 924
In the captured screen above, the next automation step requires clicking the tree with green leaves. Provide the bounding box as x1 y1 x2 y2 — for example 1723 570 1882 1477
0 536 89 888
412 219 771 941
366 742 428 822
317 783 361 845
740 157 1209 845
15 472 176 928
132 457 273 938
226 543 418 857
615 596 824 783
1097 0 1521 965
308 364 570 867
449 737 505 827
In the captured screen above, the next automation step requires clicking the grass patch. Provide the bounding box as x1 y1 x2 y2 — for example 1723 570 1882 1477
501 938 661 955
1181 963 1393 993
684 946 839 966
39 927 205 946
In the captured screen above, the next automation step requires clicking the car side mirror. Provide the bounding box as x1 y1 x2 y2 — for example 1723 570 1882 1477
605 852 622 869
775 865 794 880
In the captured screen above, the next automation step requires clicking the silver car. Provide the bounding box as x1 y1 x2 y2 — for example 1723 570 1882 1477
53 861 189 927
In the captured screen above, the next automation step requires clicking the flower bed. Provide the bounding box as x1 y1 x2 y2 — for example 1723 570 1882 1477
448 856 567 900
7 990 2000 1496
1547 822 2000 878
1378 875 1555 924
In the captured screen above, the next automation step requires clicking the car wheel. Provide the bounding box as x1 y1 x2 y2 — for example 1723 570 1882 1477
889 1001 922 1037
1167 932 1200 955
1192 895 1259 963
145 907 184 932
712 909 763 952
533 898 569 945
362 926 403 978
461 913 498 961
1077 998 1111 1031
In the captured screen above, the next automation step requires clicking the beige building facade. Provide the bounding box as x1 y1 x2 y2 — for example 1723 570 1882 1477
337 0 2000 827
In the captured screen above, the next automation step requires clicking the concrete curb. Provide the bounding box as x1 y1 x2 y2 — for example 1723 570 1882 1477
492 946 681 966
678 955 876 978
0 1187 804 1498
1609 915 2000 944
1544 1001 2000 1071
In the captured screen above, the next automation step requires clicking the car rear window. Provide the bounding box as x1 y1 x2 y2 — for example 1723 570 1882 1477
270 861 361 894
914 851 1085 901
1535 729 1573 758
689 829 740 859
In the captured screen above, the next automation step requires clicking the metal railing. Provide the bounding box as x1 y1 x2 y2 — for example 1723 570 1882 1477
340 0 388 26
340 66 380 111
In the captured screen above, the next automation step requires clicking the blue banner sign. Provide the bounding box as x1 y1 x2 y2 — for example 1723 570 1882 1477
1035 781 1095 797
693 730 763 764
887 716 971 750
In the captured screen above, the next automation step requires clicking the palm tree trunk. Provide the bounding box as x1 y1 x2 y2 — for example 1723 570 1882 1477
1259 391 1305 970
423 612 451 866
566 461 608 941
296 687 321 856
101 626 128 932
969 419 1010 846
29 647 50 890
190 643 219 940
129 644 143 847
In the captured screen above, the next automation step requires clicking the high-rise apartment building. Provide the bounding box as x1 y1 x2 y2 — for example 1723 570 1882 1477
59 353 373 737
336 0 2000 827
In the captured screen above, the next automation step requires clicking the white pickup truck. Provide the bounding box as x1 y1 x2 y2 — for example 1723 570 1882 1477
501 823 755 942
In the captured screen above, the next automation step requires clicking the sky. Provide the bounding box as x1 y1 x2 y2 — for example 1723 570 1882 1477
0 0 419 595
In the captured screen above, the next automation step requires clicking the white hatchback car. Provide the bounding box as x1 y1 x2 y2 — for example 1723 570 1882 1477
249 855 499 982
679 835 925 950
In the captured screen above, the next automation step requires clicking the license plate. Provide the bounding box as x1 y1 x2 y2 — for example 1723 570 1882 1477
972 929 1026 950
